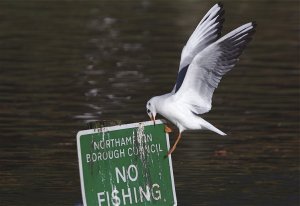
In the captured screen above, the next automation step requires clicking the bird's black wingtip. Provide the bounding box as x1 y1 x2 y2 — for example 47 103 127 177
251 21 257 34
252 21 257 28
217 2 224 8
216 2 225 23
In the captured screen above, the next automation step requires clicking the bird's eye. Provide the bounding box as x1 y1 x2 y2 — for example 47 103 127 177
148 102 151 106
147 109 150 114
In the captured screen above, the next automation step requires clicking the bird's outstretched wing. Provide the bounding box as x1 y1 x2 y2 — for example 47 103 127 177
174 22 256 114
173 3 224 93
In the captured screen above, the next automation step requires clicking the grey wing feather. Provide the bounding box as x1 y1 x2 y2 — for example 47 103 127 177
172 3 225 93
174 22 256 114
179 3 224 70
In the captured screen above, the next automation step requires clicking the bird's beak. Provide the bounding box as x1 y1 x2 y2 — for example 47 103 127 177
151 114 156 126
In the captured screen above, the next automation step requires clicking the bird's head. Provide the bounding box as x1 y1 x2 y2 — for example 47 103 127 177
146 98 157 126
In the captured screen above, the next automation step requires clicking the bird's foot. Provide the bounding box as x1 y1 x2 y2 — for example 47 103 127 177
166 146 176 156
165 132 182 157
164 125 173 133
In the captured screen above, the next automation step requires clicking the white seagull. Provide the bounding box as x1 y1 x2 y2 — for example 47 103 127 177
146 3 256 156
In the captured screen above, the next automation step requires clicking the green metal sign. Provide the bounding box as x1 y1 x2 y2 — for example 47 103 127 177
77 120 177 206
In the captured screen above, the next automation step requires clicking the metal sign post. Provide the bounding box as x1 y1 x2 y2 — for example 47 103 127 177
77 120 177 206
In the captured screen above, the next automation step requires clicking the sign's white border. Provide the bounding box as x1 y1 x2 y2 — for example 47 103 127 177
76 120 177 206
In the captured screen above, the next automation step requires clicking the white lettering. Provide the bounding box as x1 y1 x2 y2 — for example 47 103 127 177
122 187 132 205
126 136 132 145
97 192 105 206
115 166 126 184
97 183 162 205
111 188 120 206
127 148 132 156
152 184 161 200
128 165 138 182
139 185 151 202
86 154 90 163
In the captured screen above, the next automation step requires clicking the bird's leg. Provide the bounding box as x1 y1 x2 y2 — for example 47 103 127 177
167 132 182 156
164 124 173 133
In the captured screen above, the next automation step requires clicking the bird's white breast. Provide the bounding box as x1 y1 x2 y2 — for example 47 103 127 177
156 95 202 132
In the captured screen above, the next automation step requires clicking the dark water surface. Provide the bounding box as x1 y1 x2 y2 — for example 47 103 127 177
0 0 299 205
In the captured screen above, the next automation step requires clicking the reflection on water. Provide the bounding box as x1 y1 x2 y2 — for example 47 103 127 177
0 0 299 205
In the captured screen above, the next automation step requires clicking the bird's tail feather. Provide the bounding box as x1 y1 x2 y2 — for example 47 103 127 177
200 118 227 136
